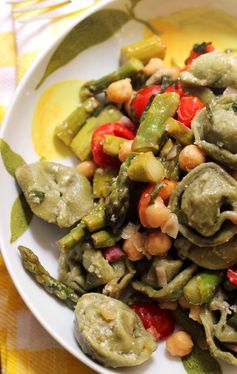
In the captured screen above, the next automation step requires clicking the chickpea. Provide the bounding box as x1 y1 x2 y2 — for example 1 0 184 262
76 160 97 178
145 230 172 256
166 331 193 357
178 296 191 309
118 140 133 162
144 196 171 228
123 232 145 261
179 144 206 173
143 58 165 76
106 78 133 104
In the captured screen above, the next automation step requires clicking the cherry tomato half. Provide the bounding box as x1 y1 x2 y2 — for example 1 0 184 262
131 84 184 121
131 302 175 341
131 85 162 120
177 96 203 128
227 268 237 286
91 122 135 167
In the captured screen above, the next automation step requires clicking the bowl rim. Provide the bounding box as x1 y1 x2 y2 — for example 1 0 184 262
0 1 122 373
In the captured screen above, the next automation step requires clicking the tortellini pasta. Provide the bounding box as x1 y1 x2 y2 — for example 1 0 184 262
192 94 237 169
180 51 237 88
74 293 157 367
169 162 237 246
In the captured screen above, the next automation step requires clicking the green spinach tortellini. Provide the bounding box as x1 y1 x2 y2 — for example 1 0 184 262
192 94 237 169
74 293 157 367
169 162 237 246
200 290 237 365
175 235 237 270
180 51 237 88
15 161 93 228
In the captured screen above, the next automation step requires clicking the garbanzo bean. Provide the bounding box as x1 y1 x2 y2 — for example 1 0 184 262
76 161 97 178
144 196 171 228
178 144 206 173
166 331 193 357
123 232 145 261
118 140 133 162
143 58 165 76
106 78 133 104
145 230 172 256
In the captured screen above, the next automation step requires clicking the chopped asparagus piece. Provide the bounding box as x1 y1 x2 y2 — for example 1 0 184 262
128 151 165 183
105 154 136 231
160 138 174 158
165 117 193 145
183 272 222 305
103 135 126 157
91 229 120 248
82 205 106 232
55 97 100 146
57 222 88 251
132 92 180 153
70 105 123 161
120 35 166 65
80 58 144 100
93 167 117 198
18 246 79 309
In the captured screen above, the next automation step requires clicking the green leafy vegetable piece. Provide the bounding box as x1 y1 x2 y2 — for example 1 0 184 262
182 345 222 374
0 139 25 177
36 9 130 88
10 193 33 243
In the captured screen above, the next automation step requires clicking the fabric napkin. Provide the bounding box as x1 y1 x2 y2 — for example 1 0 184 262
0 2 102 373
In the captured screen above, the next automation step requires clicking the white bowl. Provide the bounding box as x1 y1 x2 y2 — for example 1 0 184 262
1 0 237 373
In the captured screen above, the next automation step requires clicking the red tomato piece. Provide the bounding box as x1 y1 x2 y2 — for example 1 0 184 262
177 96 203 128
131 302 175 341
227 268 237 286
91 122 135 167
185 42 215 65
131 85 162 120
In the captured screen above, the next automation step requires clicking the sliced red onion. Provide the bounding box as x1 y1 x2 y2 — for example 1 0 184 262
104 246 125 263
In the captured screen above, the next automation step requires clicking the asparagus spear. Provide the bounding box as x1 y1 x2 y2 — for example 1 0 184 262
165 117 193 145
93 167 117 198
183 272 222 305
18 246 79 309
70 105 123 161
80 58 144 100
57 222 87 251
91 229 120 248
132 92 180 153
103 135 126 157
120 35 166 65
127 151 165 183
105 153 136 231
55 97 100 146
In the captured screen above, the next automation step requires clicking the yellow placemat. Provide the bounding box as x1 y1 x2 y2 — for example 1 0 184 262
0 2 101 373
